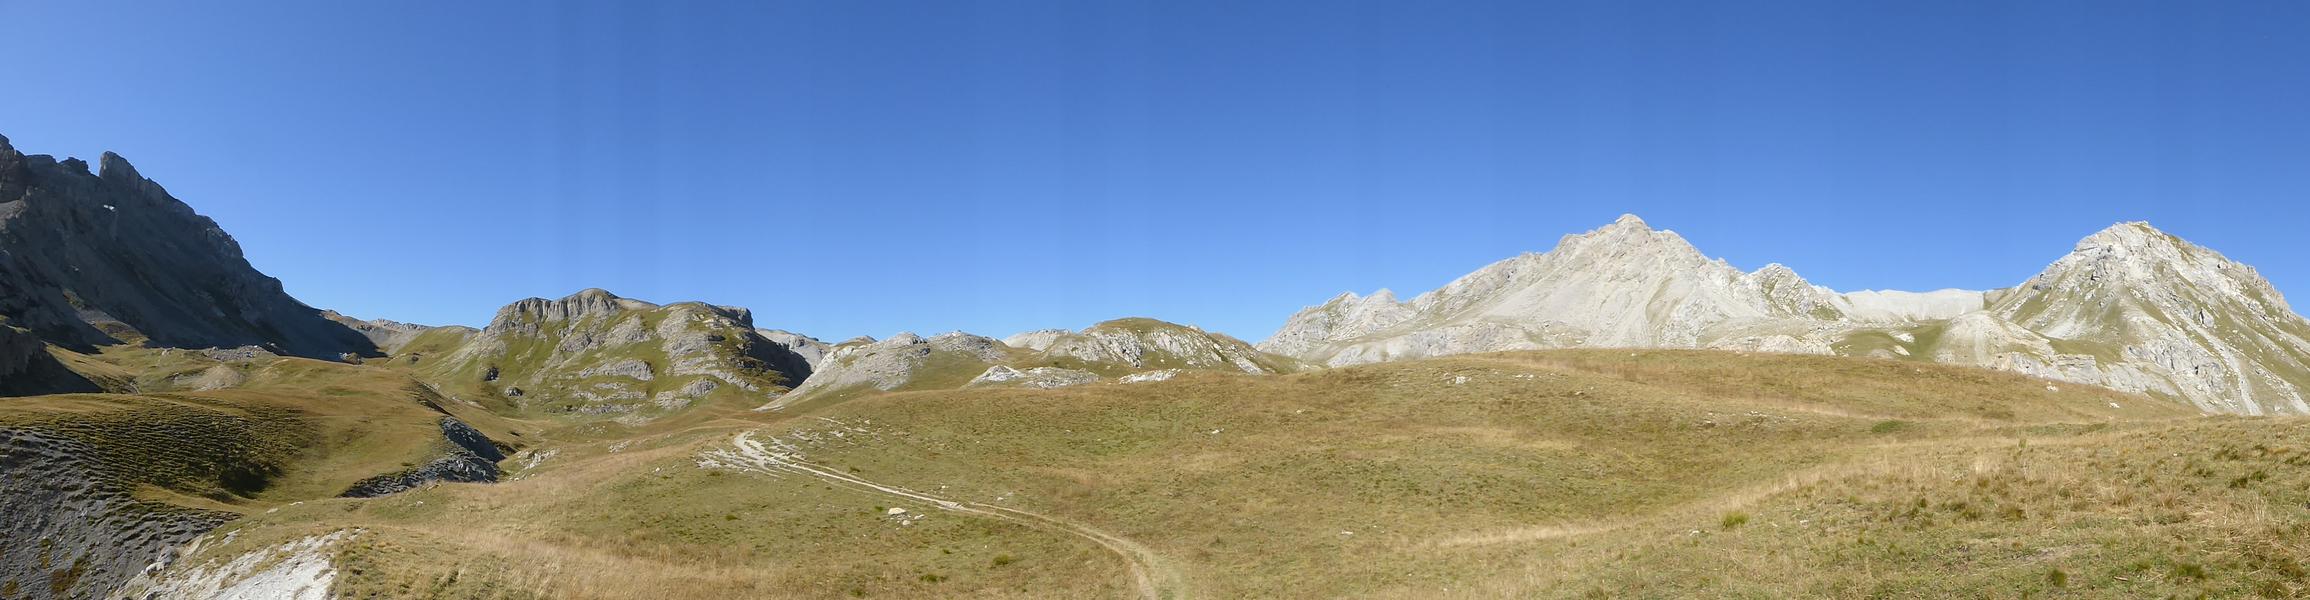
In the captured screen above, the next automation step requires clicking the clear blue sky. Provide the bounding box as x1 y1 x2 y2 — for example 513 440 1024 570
6 1 2306 341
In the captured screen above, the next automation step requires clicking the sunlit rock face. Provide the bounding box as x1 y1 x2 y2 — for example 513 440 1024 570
1263 216 2310 415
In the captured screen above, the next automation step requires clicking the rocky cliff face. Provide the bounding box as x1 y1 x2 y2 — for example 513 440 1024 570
427 289 812 419
0 134 376 360
0 321 98 396
1977 223 2310 414
755 329 831 371
1263 215 2310 415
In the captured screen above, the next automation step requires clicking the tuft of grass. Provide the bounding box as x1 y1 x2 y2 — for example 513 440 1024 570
1720 512 1749 530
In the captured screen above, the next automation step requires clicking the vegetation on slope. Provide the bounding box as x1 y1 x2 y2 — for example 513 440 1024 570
134 349 2310 599
1 348 521 508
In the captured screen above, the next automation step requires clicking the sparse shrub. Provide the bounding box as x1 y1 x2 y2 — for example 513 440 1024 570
991 554 1017 567
2046 568 2067 587
2171 562 2207 581
918 573 947 583
1721 512 1749 529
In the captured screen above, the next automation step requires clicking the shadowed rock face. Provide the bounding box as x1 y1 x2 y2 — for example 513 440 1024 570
0 323 98 396
0 134 375 359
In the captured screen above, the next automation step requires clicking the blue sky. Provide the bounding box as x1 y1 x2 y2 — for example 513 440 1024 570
5 1 2306 341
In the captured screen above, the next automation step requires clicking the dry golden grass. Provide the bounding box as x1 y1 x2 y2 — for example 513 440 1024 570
50 348 2310 599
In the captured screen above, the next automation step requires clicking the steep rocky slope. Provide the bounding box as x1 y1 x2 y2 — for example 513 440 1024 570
0 135 374 360
420 289 812 419
0 321 98 396
1976 223 2310 414
756 329 832 370
1264 215 2310 414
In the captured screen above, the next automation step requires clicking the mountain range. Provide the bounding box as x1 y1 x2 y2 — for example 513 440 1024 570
6 135 2305 419
6 135 2310 598
1262 214 2310 415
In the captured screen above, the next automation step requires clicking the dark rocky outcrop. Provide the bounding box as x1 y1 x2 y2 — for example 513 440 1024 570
0 134 376 360
341 417 506 497
0 429 232 599
0 322 98 396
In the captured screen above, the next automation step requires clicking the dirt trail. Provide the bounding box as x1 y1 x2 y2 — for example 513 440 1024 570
702 431 1188 600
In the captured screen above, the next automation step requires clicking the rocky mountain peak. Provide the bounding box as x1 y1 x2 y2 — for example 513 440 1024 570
1548 214 1715 271
487 289 661 334
1265 215 1780 363
0 135 375 359
2019 222 2289 316
2075 221 2172 252
1981 222 2310 414
97 151 140 183
1751 263 1799 279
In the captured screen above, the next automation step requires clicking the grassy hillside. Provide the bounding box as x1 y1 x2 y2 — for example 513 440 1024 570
0 349 523 510
137 349 2310 599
